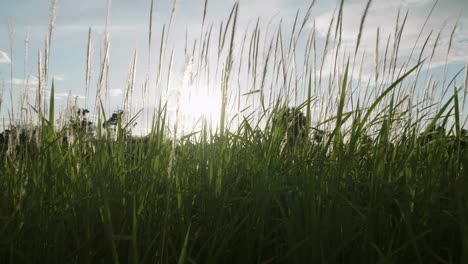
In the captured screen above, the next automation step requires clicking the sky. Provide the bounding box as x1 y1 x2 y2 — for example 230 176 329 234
0 0 467 135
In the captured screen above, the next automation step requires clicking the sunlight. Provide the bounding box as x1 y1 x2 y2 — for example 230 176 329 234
178 88 222 132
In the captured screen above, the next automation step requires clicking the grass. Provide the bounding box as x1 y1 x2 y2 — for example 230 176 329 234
1 0 468 263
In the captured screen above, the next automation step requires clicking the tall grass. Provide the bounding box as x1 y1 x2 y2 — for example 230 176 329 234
0 0 467 263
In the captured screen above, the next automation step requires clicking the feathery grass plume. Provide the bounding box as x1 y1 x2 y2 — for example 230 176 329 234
49 80 55 131
0 79 3 112
125 49 137 121
440 22 462 110
32 48 43 146
20 28 31 122
319 8 339 124
417 31 432 64
441 68 464 106
382 33 391 80
8 18 14 121
168 56 193 183
375 27 380 86
202 0 208 28
463 65 468 110
165 50 174 96
447 15 459 58
301 30 315 118
390 11 408 79
218 3 237 60
148 0 154 65
248 18 260 90
277 23 287 98
167 0 178 31
202 24 213 73
318 12 334 92
85 27 92 108
105 0 111 45
302 24 314 78
43 34 49 116
143 0 154 131
287 10 299 56
96 0 111 115
292 43 299 105
430 29 441 62
220 2 238 137
405 31 434 104
404 0 438 71
440 16 460 100
95 44 108 115
143 0 154 111
355 0 373 55
197 0 209 78
23 28 30 79
260 36 274 111
236 26 250 122
156 0 178 92
332 1 345 94
334 0 344 42
296 0 317 41
305 68 313 132
312 21 318 90
37 49 43 123
330 5 344 98
42 0 57 105
156 24 166 91
389 6 402 74
48 0 57 53
104 0 111 109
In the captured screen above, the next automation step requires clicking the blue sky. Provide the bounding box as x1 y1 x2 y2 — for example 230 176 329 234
0 0 467 134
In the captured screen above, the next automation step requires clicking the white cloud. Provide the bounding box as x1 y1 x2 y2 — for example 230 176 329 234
57 93 85 100
54 92 85 99
11 75 64 87
44 91 86 101
109 88 123 97
52 74 65 81
313 0 468 80
0 51 11 64
10 76 39 86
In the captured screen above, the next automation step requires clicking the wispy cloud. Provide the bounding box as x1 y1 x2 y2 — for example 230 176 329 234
0 51 11 64
314 0 468 79
44 90 86 101
52 74 65 81
109 88 123 97
10 76 39 86
9 74 63 89
54 92 85 100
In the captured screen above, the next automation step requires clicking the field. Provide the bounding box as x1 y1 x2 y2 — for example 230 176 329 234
0 0 468 263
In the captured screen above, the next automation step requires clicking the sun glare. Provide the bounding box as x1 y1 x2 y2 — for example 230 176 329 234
178 89 222 132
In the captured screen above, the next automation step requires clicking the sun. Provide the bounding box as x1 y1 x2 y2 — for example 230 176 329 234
178 89 222 132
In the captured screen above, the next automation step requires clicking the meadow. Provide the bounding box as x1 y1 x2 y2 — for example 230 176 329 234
0 0 468 263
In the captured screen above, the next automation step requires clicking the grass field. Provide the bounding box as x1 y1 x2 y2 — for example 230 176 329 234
1 0 468 263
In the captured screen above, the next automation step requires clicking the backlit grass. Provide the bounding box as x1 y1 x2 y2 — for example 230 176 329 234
1 0 467 263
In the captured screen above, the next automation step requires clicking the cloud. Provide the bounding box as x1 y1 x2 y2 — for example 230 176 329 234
109 88 123 97
10 75 64 86
44 91 86 101
313 0 468 80
52 74 65 81
54 92 85 100
0 51 11 64
10 76 39 86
